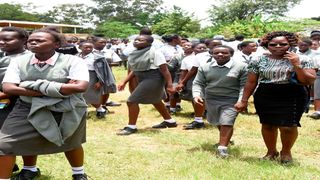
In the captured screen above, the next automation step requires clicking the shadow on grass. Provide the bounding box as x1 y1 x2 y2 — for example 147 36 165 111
136 127 161 135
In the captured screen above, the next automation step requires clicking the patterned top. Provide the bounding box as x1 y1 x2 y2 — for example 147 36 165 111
248 55 313 84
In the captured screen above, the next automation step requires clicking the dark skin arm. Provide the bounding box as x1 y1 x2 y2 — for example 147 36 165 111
60 80 88 95
234 72 258 112
176 66 198 91
118 71 135 91
159 64 176 95
3 83 43 97
284 51 316 85
0 91 10 99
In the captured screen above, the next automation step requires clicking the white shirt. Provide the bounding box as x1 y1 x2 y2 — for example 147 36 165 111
150 49 167 69
78 52 95 71
93 49 122 63
3 52 89 84
160 44 184 62
233 51 257 64
180 54 196 71
211 58 233 68
192 51 212 67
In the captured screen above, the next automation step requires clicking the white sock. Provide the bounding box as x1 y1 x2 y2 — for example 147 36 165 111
0 178 10 180
176 103 181 106
127 125 137 129
194 117 203 123
96 107 106 112
23 165 38 172
164 119 176 123
170 108 176 111
165 102 170 106
72 166 85 175
315 111 320 114
218 145 228 150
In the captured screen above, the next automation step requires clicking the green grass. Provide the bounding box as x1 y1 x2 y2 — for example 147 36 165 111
15 66 320 179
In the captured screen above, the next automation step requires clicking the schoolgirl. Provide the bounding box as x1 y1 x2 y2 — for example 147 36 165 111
117 35 176 135
0 28 89 180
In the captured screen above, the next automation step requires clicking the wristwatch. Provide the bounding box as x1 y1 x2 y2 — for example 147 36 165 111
294 64 303 69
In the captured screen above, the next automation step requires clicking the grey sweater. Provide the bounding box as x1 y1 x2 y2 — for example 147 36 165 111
192 59 248 100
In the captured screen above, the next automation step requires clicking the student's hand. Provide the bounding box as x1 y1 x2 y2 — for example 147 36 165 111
68 80 77 84
117 82 126 91
193 96 204 106
94 82 102 90
166 85 176 95
234 101 248 112
175 83 184 92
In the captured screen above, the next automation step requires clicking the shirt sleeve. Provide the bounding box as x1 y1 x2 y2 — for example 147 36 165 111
2 58 21 84
154 50 167 66
111 52 122 63
247 56 260 74
68 56 89 82
192 66 206 98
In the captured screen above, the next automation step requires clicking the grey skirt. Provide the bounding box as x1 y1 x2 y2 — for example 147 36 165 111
128 69 166 104
83 71 103 104
0 99 86 156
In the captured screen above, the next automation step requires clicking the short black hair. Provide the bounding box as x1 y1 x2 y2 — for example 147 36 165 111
32 28 63 46
1 26 29 40
212 45 235 56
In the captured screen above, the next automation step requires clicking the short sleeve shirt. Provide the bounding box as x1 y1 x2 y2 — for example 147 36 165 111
247 55 313 84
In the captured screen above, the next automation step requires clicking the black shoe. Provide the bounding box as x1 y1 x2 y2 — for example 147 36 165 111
72 173 88 180
12 164 19 172
105 101 121 106
152 121 177 129
183 121 205 130
12 168 41 180
96 111 106 119
176 105 182 112
116 127 138 135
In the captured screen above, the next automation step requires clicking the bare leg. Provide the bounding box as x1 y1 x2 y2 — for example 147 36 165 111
127 102 139 125
219 125 234 146
314 99 320 111
279 127 298 161
261 124 278 155
64 146 84 167
0 155 15 178
193 101 205 117
100 94 109 105
22 155 37 166
153 102 171 119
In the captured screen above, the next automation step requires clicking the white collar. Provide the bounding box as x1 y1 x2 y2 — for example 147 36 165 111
211 58 233 68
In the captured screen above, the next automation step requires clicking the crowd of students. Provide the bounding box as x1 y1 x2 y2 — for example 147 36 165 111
0 26 319 179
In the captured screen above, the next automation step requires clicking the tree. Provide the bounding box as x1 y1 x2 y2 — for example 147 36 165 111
91 0 163 26
95 21 139 38
208 0 302 25
42 4 94 25
151 6 201 37
0 3 40 21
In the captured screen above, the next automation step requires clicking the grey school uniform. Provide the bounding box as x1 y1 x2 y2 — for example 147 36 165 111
127 47 166 104
193 59 247 125
0 53 87 155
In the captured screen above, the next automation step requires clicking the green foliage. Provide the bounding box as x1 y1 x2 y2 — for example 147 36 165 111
42 4 93 25
95 21 139 38
208 0 302 25
196 16 320 39
91 0 163 26
151 6 201 37
0 3 40 21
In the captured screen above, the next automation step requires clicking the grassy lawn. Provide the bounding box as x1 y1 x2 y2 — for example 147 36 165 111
15 66 320 179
